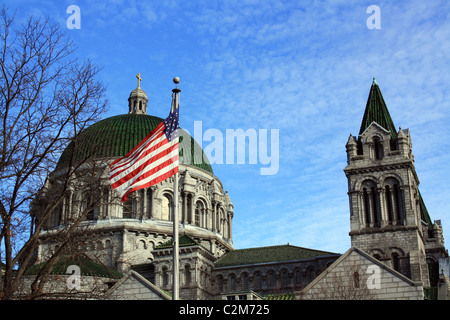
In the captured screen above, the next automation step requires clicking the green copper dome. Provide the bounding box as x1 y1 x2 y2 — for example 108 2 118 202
56 113 213 174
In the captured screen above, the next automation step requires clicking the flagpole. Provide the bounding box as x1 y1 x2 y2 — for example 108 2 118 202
172 77 181 300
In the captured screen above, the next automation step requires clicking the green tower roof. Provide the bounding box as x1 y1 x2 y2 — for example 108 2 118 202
56 113 213 174
359 78 397 141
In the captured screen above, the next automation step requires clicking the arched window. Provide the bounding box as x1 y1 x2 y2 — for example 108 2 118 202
392 253 400 272
184 265 191 286
393 184 402 223
361 180 380 227
267 270 276 288
162 266 169 288
229 274 236 292
123 192 138 219
363 188 371 226
295 268 302 285
85 194 96 220
373 137 383 160
386 185 394 223
385 178 405 225
242 273 249 291
55 203 63 226
102 188 109 219
353 271 360 288
187 194 192 223
217 275 224 292
161 193 172 221
254 272 262 289
217 208 225 233
281 269 289 288
122 200 132 218
195 200 205 227
371 187 380 227
306 266 315 283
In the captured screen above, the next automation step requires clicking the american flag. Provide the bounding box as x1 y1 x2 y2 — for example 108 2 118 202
108 106 179 202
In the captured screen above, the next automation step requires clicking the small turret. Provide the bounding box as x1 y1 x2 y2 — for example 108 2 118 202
397 127 411 157
345 134 357 164
128 73 148 115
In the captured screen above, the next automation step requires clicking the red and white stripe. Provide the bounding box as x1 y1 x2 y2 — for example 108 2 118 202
108 122 179 202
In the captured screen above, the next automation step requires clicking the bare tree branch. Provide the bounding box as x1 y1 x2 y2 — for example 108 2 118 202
0 7 109 299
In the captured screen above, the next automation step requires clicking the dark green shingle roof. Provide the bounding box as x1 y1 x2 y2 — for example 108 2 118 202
419 190 433 227
56 114 213 174
265 293 295 300
214 245 340 268
359 78 397 141
155 234 199 249
25 255 122 279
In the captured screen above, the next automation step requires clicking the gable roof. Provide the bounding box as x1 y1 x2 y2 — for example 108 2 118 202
305 247 417 289
106 270 171 300
359 121 392 137
214 244 340 268
359 78 397 141
299 247 424 300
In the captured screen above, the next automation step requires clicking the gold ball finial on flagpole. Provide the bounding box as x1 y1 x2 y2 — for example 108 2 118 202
173 76 180 84
172 77 181 93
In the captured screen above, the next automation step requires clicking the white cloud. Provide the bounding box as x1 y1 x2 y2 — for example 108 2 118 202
4 0 450 253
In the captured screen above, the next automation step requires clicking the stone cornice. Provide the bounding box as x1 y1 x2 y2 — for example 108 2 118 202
349 224 419 236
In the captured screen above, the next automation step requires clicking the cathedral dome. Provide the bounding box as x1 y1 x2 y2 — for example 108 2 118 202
38 78 234 284
56 113 213 174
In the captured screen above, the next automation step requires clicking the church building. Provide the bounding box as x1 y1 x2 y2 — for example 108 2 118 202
29 77 449 300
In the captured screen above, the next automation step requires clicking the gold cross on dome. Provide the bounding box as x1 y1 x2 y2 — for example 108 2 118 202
136 72 142 88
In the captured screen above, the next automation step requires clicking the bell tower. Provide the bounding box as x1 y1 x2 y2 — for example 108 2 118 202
344 78 430 286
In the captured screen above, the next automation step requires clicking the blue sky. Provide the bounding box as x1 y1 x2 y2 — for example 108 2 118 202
4 0 450 254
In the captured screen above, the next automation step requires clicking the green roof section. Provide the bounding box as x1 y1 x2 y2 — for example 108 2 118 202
155 234 199 249
25 255 123 279
265 293 295 300
214 244 340 268
419 190 433 227
56 114 213 174
359 78 397 141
